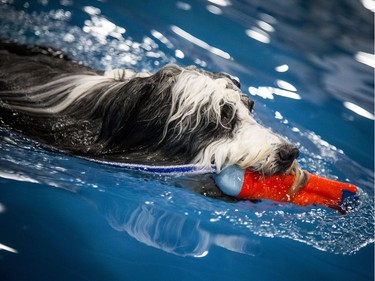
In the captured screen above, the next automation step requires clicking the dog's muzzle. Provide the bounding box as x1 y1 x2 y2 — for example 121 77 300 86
275 144 300 174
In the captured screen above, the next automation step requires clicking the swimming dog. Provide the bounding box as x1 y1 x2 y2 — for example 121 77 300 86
0 40 302 197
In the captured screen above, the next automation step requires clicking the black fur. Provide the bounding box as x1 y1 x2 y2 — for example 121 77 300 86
0 40 247 166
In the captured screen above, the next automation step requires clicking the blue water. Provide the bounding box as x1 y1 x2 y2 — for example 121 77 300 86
0 0 374 280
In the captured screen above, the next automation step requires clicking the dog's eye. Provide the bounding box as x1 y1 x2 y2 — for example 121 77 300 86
230 77 241 89
241 96 255 112
220 103 236 129
247 100 254 112
225 75 241 89
213 72 241 89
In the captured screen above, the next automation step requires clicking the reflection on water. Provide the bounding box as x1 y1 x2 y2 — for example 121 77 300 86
0 203 5 214
103 200 261 257
361 0 375 12
207 0 232 7
0 243 18 254
171 25 231 60
343 101 375 121
82 6 126 43
245 28 270 44
275 64 289 73
355 51 375 68
248 86 301 100
206 4 222 15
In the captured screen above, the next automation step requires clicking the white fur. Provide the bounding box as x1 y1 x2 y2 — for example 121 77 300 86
8 75 117 113
163 71 239 139
104 69 151 80
8 67 152 114
196 119 283 172
163 68 285 172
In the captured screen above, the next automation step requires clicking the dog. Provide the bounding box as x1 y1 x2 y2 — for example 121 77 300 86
0 40 302 197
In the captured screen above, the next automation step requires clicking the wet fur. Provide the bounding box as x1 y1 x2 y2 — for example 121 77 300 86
0 40 304 199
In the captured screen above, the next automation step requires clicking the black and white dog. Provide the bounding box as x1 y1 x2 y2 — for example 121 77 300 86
0 40 301 191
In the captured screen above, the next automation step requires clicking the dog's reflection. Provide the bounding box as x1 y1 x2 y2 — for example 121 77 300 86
93 194 261 257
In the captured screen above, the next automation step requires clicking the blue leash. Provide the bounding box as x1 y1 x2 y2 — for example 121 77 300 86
85 158 216 175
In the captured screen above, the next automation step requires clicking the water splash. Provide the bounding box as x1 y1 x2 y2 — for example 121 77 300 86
0 4 174 71
0 127 373 256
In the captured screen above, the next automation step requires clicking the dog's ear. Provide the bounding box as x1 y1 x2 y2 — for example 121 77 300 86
220 103 237 129
97 66 182 152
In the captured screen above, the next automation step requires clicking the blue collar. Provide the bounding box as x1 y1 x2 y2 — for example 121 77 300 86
84 158 216 175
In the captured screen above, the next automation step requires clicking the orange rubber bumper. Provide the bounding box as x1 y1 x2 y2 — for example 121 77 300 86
237 170 358 207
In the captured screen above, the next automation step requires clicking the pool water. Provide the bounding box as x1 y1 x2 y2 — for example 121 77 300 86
0 0 374 280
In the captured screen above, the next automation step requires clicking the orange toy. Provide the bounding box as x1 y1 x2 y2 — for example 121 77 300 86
214 166 358 210
238 170 357 206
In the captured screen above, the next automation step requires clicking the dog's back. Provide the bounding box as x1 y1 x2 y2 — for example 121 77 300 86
0 40 105 154
0 41 195 163
0 40 100 88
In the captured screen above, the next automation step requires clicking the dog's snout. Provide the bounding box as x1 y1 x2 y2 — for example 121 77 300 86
278 145 300 163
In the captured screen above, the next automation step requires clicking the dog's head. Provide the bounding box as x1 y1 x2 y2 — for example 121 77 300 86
103 64 299 175
166 65 299 175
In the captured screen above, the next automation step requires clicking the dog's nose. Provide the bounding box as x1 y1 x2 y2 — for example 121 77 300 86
278 145 300 163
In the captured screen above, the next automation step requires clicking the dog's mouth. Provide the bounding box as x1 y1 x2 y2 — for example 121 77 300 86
248 163 293 177
242 143 300 177
275 144 300 173
245 151 308 198
271 157 298 175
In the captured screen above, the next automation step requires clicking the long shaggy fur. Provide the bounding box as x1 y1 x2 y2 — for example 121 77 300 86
0 40 304 185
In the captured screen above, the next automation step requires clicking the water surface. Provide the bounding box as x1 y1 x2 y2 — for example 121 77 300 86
0 1 374 280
